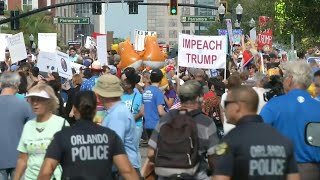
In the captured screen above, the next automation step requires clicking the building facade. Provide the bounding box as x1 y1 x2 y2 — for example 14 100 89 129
147 0 218 46
6 0 105 46
147 0 195 46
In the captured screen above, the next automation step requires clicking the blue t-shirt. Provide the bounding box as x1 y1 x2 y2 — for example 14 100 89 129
102 102 140 169
121 91 143 128
80 76 99 91
260 89 320 163
143 85 165 129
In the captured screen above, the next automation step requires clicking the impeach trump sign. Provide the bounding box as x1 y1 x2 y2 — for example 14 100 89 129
178 34 227 69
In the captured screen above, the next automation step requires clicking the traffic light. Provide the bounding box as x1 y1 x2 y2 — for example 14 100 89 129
0 1 4 15
10 11 20 30
220 0 228 15
92 0 102 15
128 2 138 14
169 0 178 15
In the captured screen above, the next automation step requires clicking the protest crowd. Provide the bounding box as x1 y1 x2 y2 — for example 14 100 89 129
1 28 320 180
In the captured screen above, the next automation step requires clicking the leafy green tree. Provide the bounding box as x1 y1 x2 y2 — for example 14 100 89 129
1 10 58 47
207 0 320 52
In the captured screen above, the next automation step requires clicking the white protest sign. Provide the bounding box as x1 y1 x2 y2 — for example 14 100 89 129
0 34 12 61
56 51 73 79
85 36 96 49
178 33 227 69
7 32 27 63
70 62 84 74
38 33 57 52
37 51 57 73
134 29 157 51
96 35 108 65
250 27 257 42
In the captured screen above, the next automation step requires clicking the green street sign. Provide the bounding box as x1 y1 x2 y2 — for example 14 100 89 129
181 16 215 23
53 17 90 24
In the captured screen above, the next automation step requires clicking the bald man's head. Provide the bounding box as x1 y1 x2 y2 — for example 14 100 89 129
229 86 259 113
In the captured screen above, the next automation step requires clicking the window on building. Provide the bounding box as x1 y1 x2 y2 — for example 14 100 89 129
22 0 32 10
182 30 191 34
182 7 190 15
169 30 177 38
168 19 177 27
157 30 165 38
182 23 190 27
156 19 164 27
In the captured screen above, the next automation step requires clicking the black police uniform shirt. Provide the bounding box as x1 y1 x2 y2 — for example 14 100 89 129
213 115 298 180
45 120 126 180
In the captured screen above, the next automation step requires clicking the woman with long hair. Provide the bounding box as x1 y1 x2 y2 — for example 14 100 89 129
14 84 68 180
65 74 83 125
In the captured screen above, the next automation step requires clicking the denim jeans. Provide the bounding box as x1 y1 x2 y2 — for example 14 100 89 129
134 126 143 167
0 168 15 180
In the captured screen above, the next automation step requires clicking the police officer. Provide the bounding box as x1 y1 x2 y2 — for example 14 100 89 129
38 91 139 180
212 86 300 180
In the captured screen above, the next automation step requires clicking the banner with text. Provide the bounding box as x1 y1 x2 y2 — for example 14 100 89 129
0 34 12 61
7 32 27 63
37 51 58 73
178 33 227 69
257 16 273 51
97 35 108 65
134 29 157 51
38 33 57 52
56 51 73 79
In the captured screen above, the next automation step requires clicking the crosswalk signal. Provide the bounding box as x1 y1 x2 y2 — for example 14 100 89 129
0 1 4 15
10 11 20 30
169 0 178 15
92 0 102 15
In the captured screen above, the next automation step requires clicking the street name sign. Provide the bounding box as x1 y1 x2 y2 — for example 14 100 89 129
181 16 215 23
53 17 90 24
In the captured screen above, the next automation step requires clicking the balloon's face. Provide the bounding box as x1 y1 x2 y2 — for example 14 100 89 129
117 40 142 70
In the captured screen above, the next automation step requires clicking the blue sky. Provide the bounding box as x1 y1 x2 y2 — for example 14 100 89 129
105 3 147 40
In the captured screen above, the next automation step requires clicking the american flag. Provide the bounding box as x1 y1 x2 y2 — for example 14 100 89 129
170 97 181 110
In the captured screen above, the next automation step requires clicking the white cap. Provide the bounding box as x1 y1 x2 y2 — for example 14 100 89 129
26 90 50 99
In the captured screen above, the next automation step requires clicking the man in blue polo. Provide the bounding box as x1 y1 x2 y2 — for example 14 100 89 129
93 74 141 179
260 61 320 180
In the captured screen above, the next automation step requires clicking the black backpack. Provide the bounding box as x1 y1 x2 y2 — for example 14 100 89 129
154 109 201 177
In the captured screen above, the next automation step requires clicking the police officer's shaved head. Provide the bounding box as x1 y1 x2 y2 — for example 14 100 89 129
229 86 259 113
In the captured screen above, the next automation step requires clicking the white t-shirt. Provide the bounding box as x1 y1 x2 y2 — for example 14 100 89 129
220 87 268 135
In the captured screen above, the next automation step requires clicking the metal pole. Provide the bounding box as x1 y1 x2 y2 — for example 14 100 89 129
291 33 294 51
198 23 200 35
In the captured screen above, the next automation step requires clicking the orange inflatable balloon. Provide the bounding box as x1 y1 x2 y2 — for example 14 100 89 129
158 67 168 91
141 36 167 69
117 39 143 70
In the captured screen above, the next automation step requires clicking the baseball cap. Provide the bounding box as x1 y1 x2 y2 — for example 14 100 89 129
83 60 91 67
90 61 103 72
150 68 163 82
26 90 50 99
166 65 175 72
107 65 117 75
93 74 123 98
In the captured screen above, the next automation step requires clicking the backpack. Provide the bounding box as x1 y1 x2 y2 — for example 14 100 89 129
154 109 201 177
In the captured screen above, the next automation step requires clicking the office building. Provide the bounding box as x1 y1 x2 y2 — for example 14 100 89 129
147 0 196 46
147 0 218 46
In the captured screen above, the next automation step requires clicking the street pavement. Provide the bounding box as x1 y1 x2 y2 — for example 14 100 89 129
140 146 148 165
